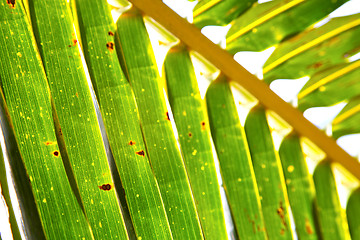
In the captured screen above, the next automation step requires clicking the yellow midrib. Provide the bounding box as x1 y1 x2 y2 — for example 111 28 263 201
263 18 360 74
226 0 305 44
333 103 360 125
193 0 222 18
298 60 360 99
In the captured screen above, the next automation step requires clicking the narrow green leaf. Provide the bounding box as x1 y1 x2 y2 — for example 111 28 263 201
116 8 203 240
263 13 360 83
279 133 319 239
28 0 128 238
205 77 267 240
346 187 360 239
0 144 22 240
165 46 227 240
332 96 360 139
298 60 360 111
226 0 349 53
0 1 93 239
313 161 347 240
75 0 173 239
193 0 256 28
245 106 293 239
0 89 46 240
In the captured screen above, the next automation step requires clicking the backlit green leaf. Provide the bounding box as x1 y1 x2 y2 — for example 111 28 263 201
75 0 173 239
206 77 267 240
116 8 203 240
245 106 293 239
0 1 93 238
332 96 360 139
226 0 349 53
165 46 227 240
346 187 360 239
298 60 360 111
193 0 256 28
263 13 360 83
313 161 348 240
279 133 319 239
28 0 128 238
0 142 21 240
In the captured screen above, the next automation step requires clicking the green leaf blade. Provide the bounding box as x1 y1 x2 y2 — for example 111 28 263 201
263 13 360 83
332 96 360 139
346 187 360 239
0 2 93 239
298 60 360 111
75 0 173 239
226 0 349 53
116 9 203 240
193 0 256 28
0 143 22 240
165 47 228 240
313 161 348 240
279 134 319 239
28 0 128 238
245 106 293 239
206 78 267 240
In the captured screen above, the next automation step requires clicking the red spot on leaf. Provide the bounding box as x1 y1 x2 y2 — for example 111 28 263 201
106 42 114 52
136 150 145 156
305 219 313 234
44 141 55 146
68 39 77 47
99 184 112 191
6 0 15 8
201 121 205 130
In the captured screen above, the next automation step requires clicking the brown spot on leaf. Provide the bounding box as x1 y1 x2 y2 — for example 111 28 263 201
59 127 63 136
310 62 323 69
136 150 145 156
166 112 170 121
106 42 114 51
280 229 285 235
99 184 112 191
68 39 77 47
6 0 15 8
44 141 55 146
201 121 205 130
108 31 114 36
277 201 287 229
129 140 135 146
52 150 59 157
305 219 313 234
188 132 192 137
244 209 256 233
